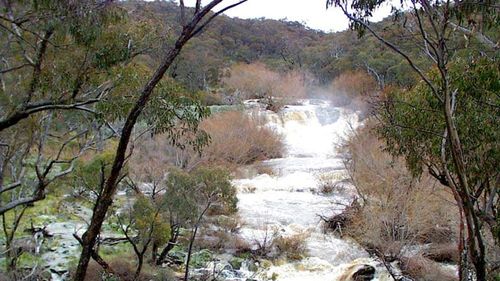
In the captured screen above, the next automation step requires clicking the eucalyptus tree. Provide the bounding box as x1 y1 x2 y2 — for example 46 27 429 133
0 0 158 275
73 1 248 280
161 167 237 281
117 194 170 280
326 0 498 278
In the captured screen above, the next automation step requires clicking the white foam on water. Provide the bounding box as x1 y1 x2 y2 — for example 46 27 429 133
229 100 391 280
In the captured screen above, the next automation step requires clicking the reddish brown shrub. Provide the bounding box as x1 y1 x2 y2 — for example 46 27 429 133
330 70 377 98
343 120 459 259
401 256 457 281
223 62 308 101
422 243 459 263
199 110 283 167
82 259 155 281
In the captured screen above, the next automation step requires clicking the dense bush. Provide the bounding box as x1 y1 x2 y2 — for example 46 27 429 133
341 121 459 273
274 232 309 260
330 70 378 98
199 110 284 167
222 62 309 102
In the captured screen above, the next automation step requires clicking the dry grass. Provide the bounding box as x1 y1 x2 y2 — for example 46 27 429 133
401 255 457 281
274 232 309 260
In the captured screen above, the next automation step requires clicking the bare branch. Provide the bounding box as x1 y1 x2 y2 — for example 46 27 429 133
195 0 202 13
0 63 31 74
179 0 186 27
337 4 442 103
25 28 54 104
192 0 248 37
449 22 499 50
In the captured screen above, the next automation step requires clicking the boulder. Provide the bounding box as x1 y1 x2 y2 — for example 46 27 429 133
352 264 376 281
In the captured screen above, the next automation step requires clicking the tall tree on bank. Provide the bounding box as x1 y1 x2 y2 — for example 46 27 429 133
0 1 157 273
326 0 498 279
0 0 124 132
73 1 248 280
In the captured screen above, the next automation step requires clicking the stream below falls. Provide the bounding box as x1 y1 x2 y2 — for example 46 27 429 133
221 99 393 281
39 99 395 281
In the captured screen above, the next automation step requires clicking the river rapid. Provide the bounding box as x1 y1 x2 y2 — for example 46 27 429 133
41 99 394 281
224 99 393 281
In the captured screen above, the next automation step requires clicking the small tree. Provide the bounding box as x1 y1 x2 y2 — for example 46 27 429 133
162 167 237 281
376 58 499 277
0 1 155 274
117 195 170 280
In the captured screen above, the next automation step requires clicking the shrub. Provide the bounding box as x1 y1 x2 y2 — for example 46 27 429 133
274 232 309 260
401 256 457 281
199 110 284 167
342 120 459 261
330 70 377 98
82 259 155 281
315 172 345 194
222 62 308 101
127 110 283 172
422 243 459 263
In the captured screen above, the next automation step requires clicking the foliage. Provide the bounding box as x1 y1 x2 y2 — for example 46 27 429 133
160 166 238 255
330 70 377 97
129 195 170 247
376 56 499 218
222 62 309 101
72 147 116 194
121 0 430 89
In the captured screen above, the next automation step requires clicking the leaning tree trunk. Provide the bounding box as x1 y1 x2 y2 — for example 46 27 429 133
157 226 180 265
442 83 486 280
72 2 248 279
134 254 144 281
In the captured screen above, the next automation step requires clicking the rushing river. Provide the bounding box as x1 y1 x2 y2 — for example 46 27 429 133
227 99 393 281
43 99 394 281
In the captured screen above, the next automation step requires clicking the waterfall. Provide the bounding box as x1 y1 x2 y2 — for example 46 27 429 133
231 99 393 281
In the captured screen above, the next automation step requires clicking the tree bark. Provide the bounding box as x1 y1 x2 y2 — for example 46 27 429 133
184 224 200 281
157 226 180 265
184 203 210 281
134 254 144 281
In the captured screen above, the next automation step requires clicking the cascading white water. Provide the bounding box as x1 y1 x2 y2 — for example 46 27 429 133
231 99 393 281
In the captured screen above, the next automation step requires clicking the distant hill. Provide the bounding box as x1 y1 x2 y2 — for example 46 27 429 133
121 0 495 91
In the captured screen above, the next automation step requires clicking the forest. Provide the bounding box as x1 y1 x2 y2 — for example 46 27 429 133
0 0 498 281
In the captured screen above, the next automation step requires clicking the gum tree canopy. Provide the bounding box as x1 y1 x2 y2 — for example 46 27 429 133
327 0 498 279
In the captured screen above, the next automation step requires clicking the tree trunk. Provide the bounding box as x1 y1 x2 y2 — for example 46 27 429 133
157 226 179 265
74 36 186 281
134 254 144 281
443 87 486 280
151 242 158 264
184 224 200 281
184 203 211 281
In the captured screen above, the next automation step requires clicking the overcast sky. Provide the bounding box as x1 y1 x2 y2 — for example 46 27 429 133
177 0 393 32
